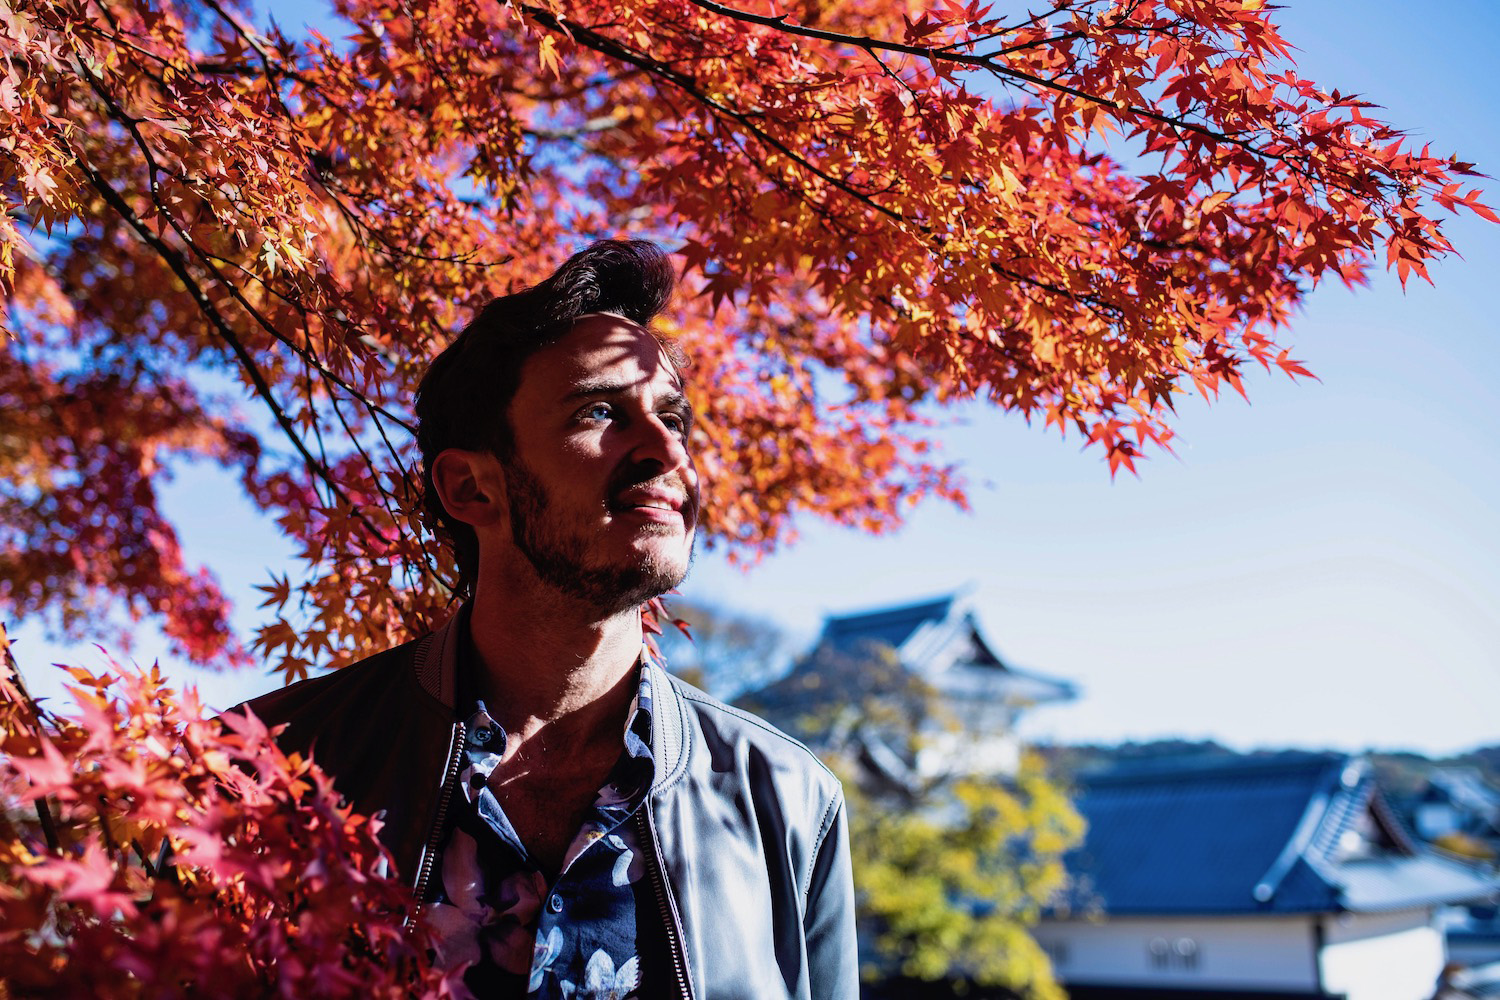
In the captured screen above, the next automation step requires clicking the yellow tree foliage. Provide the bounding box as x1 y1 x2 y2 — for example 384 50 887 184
845 756 1083 997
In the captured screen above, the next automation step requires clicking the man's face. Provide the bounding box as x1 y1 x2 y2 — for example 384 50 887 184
499 314 699 614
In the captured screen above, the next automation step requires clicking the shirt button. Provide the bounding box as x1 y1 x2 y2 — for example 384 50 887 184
548 893 563 913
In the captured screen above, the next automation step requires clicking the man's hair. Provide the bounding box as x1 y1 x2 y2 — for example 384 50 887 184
415 239 679 595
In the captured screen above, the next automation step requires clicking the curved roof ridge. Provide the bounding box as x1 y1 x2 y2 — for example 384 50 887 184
1305 761 1376 865
821 591 961 627
1252 755 1359 904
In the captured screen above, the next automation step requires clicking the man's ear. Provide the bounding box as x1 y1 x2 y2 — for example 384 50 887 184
430 448 507 528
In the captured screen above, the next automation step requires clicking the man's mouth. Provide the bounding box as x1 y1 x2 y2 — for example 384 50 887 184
608 480 695 524
611 487 685 512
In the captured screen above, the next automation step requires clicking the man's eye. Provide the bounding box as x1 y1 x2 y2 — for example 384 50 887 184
581 402 613 421
660 412 688 436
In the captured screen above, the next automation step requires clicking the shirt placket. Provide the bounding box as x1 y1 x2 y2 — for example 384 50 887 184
524 691 656 996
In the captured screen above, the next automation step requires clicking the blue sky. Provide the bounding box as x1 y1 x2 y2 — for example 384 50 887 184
11 1 1498 756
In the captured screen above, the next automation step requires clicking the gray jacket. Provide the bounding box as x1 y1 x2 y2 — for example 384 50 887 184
244 611 859 999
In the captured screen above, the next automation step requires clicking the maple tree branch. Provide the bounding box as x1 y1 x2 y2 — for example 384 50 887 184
360 393 417 482
522 69 648 102
66 147 352 513
524 113 628 140
88 0 131 40
189 60 259 76
188 1 508 273
989 259 1125 320
682 0 1291 165
94 792 122 859
395 0 527 200
526 2 1400 277
867 49 921 100
99 0 447 581
302 366 336 479
65 62 399 519
306 157 506 268
193 246 419 435
527 9 906 226
326 390 400 514
984 0 1097 45
76 20 420 272
974 0 1160 59
68 40 430 470
130 838 160 878
71 16 331 116
62 36 474 536
195 0 277 69
2 632 63 852
321 389 452 595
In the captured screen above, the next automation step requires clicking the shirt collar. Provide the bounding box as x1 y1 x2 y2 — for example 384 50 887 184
453 628 660 757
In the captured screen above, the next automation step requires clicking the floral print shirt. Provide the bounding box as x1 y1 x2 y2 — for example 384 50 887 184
423 654 660 999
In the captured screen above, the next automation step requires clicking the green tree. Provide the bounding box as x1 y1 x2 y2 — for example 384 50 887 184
743 643 1084 997
845 755 1082 998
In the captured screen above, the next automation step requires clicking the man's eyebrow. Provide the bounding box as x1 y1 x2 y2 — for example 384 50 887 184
563 379 634 400
564 380 692 413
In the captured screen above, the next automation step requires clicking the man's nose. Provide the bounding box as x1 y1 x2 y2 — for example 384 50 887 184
630 414 694 476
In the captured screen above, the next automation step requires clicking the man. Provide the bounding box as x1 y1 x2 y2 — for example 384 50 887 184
244 240 858 999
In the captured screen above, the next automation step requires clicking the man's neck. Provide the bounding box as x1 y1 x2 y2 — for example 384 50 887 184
464 577 644 752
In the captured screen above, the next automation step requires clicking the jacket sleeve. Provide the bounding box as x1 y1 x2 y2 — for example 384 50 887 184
804 788 860 999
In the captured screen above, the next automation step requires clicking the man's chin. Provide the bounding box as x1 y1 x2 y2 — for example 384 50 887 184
526 542 692 616
620 542 693 608
625 545 692 595
590 565 689 616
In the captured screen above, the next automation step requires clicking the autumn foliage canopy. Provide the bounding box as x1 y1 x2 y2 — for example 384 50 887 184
0 0 1492 991
3 0 1492 674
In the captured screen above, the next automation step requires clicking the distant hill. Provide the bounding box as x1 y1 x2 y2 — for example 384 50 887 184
1040 739 1241 778
1456 746 1500 782
1040 740 1500 797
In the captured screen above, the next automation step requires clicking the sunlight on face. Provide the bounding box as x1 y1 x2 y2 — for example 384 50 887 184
502 316 698 612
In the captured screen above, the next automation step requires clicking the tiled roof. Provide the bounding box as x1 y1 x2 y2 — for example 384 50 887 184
1340 854 1497 911
817 594 1075 694
741 592 1078 733
819 595 961 656
1057 753 1497 917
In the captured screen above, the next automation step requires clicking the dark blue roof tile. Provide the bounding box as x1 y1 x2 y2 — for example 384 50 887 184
1058 753 1498 917
1062 754 1344 915
820 595 957 654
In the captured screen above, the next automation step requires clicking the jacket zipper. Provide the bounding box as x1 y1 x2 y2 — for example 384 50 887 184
637 807 694 1000
408 720 467 926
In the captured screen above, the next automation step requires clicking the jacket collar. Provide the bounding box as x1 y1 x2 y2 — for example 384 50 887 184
413 603 689 793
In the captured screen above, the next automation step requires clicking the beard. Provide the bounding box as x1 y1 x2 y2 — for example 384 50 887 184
502 455 694 616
